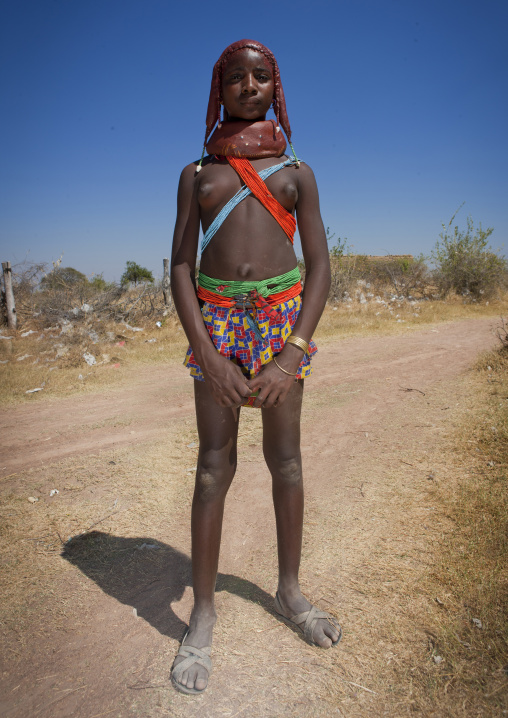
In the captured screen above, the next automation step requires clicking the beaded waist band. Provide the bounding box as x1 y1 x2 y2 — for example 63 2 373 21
197 267 302 308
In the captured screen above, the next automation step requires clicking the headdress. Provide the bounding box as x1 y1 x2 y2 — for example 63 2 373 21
196 40 299 171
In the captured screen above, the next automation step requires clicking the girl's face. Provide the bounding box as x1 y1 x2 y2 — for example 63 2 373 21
221 48 274 122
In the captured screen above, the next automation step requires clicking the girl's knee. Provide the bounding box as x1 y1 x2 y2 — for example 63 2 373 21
194 450 237 501
265 452 302 486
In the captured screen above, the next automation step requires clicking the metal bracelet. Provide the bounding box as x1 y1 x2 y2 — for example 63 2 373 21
286 335 310 354
272 356 298 376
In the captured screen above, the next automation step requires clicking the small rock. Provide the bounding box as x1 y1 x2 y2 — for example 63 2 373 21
49 489 59 497
28 496 39 503
123 323 143 332
81 303 92 313
83 352 96 366
78 374 84 380
472 618 483 629
136 543 159 550
433 655 443 664
187 442 197 448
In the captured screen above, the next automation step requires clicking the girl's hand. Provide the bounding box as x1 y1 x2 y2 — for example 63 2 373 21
201 352 252 407
247 345 302 408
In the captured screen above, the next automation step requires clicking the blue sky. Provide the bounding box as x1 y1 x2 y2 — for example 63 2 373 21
1 0 507 281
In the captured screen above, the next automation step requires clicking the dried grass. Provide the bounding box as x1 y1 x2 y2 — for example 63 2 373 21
2 293 506 405
413 343 508 714
315 291 508 343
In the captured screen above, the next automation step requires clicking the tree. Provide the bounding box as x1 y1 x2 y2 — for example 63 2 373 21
120 261 154 286
89 273 115 291
41 266 87 290
431 207 507 299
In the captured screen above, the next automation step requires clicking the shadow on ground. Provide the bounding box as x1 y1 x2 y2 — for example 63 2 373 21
62 531 274 641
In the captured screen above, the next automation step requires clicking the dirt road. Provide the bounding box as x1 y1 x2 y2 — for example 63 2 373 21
0 317 499 717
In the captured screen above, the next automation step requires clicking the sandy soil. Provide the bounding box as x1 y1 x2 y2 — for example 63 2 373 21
0 317 500 717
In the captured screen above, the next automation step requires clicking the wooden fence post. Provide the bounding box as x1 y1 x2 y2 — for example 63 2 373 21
2 261 17 330
162 258 171 307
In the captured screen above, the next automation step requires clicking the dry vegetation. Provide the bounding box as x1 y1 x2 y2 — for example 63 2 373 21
400 332 508 715
1 255 507 404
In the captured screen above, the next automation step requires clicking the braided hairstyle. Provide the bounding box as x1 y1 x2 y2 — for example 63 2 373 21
204 39 291 145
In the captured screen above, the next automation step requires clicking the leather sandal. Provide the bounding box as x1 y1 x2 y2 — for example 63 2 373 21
274 592 342 647
171 631 212 695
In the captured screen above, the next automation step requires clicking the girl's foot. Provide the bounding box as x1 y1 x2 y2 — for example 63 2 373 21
274 588 342 647
171 609 216 693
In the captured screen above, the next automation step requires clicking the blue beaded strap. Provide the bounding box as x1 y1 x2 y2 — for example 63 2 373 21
201 158 300 253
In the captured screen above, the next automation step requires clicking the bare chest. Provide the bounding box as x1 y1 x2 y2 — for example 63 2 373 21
197 161 298 217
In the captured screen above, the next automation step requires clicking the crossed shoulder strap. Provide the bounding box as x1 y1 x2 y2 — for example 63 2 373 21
201 157 300 253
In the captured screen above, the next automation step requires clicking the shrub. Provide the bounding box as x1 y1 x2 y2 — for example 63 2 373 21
120 261 154 287
431 208 507 299
381 254 430 298
327 237 359 302
40 266 87 289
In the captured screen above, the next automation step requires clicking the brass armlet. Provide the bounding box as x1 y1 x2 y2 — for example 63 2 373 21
286 335 310 354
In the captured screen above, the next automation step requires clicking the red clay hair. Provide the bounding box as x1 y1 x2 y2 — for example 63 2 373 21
204 39 291 145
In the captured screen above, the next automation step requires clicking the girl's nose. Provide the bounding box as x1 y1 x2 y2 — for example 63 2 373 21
242 74 256 93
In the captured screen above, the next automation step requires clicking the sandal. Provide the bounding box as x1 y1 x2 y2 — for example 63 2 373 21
274 592 342 647
171 631 212 695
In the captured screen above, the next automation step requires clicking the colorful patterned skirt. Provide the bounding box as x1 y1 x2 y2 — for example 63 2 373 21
184 294 317 405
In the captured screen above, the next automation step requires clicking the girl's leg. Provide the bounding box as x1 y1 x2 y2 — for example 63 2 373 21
262 380 340 648
173 379 240 692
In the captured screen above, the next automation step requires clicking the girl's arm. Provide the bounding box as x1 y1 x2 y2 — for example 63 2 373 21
171 164 252 407
249 163 331 407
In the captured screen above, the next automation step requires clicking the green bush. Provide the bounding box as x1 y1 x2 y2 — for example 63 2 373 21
431 208 507 299
120 261 154 287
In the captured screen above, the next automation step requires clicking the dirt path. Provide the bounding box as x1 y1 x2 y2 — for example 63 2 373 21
0 317 500 717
